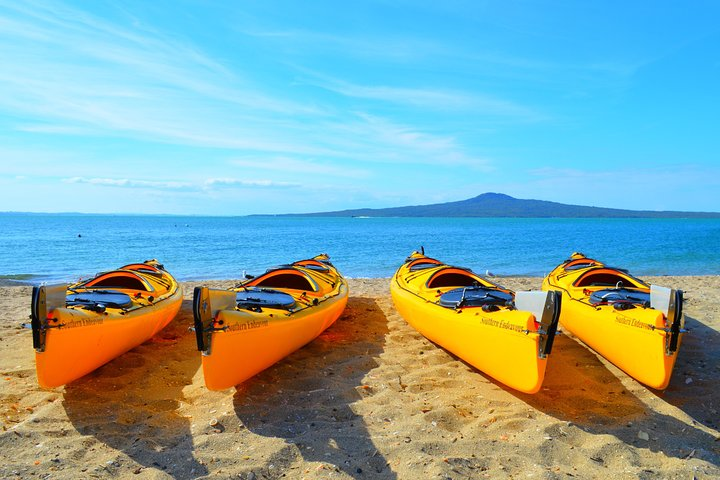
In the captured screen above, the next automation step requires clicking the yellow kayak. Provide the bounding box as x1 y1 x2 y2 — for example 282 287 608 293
193 254 348 390
391 250 561 394
542 253 684 389
30 260 183 388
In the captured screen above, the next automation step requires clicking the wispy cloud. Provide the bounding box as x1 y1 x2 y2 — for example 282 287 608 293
332 113 496 170
0 0 509 175
296 68 541 119
0 0 326 152
229 156 370 178
0 0 310 115
63 177 194 190
62 176 301 191
239 27 442 62
15 124 97 135
528 165 720 186
243 24 642 97
204 178 300 189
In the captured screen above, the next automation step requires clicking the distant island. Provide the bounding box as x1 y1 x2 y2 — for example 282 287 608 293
277 193 720 218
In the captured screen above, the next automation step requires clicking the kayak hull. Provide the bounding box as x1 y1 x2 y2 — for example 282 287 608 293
391 252 559 394
32 261 182 388
195 255 349 390
542 253 684 390
201 288 347 390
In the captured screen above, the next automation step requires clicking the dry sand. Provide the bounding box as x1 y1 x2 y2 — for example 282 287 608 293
0 276 718 479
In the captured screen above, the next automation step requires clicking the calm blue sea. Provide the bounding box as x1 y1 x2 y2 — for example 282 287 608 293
1 214 719 284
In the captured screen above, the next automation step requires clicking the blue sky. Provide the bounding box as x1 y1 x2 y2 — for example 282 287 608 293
1 0 719 215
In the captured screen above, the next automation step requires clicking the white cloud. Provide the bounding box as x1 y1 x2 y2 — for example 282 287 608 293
204 178 301 189
0 0 326 153
297 68 541 118
0 0 509 178
229 156 370 178
338 113 496 170
15 124 96 135
60 176 302 192
63 177 193 190
238 27 440 62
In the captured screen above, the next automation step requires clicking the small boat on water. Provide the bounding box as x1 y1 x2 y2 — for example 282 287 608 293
193 254 348 390
30 260 182 388
542 253 685 389
391 250 561 394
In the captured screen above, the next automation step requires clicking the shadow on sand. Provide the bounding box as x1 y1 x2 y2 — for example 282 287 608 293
233 296 397 479
63 299 207 479
510 331 720 468
654 314 720 431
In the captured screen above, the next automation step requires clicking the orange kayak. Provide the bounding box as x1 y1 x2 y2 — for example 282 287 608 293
30 260 182 388
193 254 348 390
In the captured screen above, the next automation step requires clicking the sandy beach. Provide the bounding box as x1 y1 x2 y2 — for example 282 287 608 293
0 276 718 479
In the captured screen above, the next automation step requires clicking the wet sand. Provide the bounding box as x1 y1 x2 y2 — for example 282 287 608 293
0 276 718 479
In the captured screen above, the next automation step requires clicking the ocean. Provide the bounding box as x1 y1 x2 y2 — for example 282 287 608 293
1 214 719 284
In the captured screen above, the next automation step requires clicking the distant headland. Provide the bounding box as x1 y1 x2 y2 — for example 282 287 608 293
273 193 720 218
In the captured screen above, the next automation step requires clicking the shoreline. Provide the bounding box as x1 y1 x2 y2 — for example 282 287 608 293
1 277 718 478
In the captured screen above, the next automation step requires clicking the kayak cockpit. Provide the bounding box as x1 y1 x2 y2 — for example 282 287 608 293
426 267 485 289
572 268 646 289
248 269 319 292
424 267 514 310
79 271 154 292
